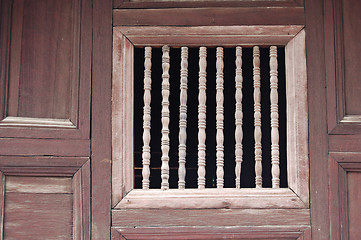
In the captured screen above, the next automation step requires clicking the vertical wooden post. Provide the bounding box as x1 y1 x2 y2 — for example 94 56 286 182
216 47 224 189
253 46 262 188
270 46 280 188
161 45 170 190
235 46 243 189
142 47 152 190
178 47 188 189
198 47 207 189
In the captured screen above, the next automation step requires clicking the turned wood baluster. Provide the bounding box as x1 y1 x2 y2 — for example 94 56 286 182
198 47 207 189
142 47 152 190
235 46 243 189
270 46 280 188
253 46 262 188
161 45 170 190
178 47 188 190
216 47 224 189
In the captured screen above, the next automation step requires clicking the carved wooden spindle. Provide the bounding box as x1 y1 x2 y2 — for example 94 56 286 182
270 46 280 188
235 46 243 189
142 47 152 190
178 47 188 190
161 45 170 190
198 47 207 189
253 46 262 188
216 47 224 189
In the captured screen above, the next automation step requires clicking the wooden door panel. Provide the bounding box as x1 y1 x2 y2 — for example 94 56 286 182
0 0 91 139
0 156 90 240
325 0 361 134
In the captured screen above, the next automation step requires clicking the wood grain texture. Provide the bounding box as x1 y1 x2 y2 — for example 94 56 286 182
112 226 310 240
0 0 91 139
112 30 134 206
305 0 330 238
0 138 90 156
5 176 73 194
0 172 4 240
114 0 304 9
92 0 112 238
329 135 361 152
112 208 310 227
347 172 361 240
113 7 304 26
115 189 306 209
4 193 73 240
0 156 88 168
285 29 309 205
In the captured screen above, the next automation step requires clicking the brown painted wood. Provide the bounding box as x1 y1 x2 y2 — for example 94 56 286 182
113 7 304 26
0 0 91 139
112 209 310 227
305 0 330 239
113 0 303 9
92 0 112 238
112 226 310 240
329 135 361 152
0 138 90 156
347 172 361 240
0 172 4 240
0 156 88 168
4 192 73 239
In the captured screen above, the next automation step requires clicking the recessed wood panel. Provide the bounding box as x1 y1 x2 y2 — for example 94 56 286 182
347 172 361 239
8 0 80 120
342 0 361 116
4 176 73 240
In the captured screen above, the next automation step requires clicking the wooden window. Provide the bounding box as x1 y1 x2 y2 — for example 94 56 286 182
112 26 308 209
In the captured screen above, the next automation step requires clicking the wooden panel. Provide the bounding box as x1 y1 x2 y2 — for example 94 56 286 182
0 0 91 139
112 226 310 240
7 0 78 119
5 176 73 194
347 172 361 240
325 0 361 133
112 209 310 227
4 192 73 240
114 0 304 9
305 0 330 238
113 7 304 26
0 138 90 157
92 0 112 238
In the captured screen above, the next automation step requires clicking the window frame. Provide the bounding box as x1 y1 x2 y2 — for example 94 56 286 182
111 26 309 209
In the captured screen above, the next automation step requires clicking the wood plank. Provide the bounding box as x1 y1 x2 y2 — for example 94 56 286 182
4 192 73 240
329 135 361 152
0 172 4 240
92 0 112 238
0 138 90 156
112 209 310 227
113 226 310 240
0 156 88 168
5 176 72 194
347 171 361 240
114 0 304 9
305 0 330 239
113 7 305 26
115 189 306 209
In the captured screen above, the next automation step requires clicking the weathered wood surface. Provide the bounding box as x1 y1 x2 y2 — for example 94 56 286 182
92 0 112 238
113 7 305 26
253 46 262 188
112 30 134 206
113 208 310 227
178 47 188 190
142 47 152 190
0 138 90 156
285 29 309 205
197 46 207 189
113 0 304 9
305 0 330 238
115 189 306 209
115 25 304 47
235 46 243 189
4 193 73 240
161 45 170 190
112 226 310 240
